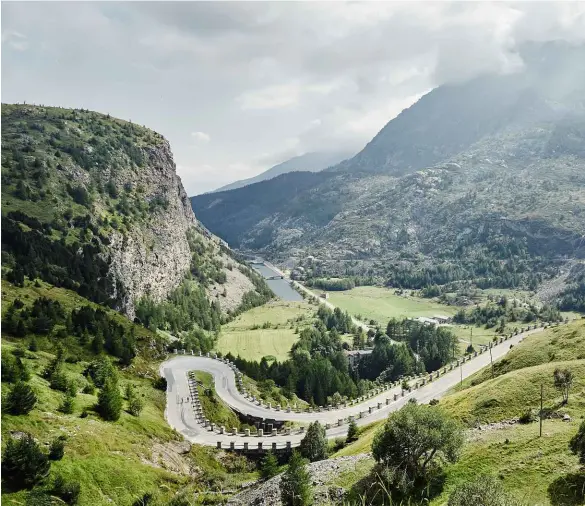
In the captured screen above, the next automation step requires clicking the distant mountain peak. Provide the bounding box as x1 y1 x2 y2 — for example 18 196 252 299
210 150 353 193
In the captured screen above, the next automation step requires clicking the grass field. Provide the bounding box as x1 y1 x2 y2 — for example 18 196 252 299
192 371 246 431
327 286 458 325
216 301 314 361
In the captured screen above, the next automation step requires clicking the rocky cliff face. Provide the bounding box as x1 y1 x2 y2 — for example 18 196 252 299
1 104 263 318
106 140 196 316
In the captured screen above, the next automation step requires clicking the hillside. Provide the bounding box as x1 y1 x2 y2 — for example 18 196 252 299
211 150 352 193
316 319 585 505
191 42 585 292
1 104 266 318
1 280 256 505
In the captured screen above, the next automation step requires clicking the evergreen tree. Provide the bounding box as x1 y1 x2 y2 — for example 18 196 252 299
49 436 67 461
60 392 76 414
260 450 279 480
97 377 122 421
299 421 328 462
7 381 37 415
346 419 359 443
280 451 313 506
1 433 51 489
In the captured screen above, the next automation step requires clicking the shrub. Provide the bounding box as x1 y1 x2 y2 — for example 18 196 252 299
49 436 67 461
7 381 37 415
569 420 585 464
1 433 50 490
280 451 313 506
60 392 76 414
518 409 536 424
448 475 525 506
260 450 279 480
52 474 81 504
97 377 123 421
346 419 359 443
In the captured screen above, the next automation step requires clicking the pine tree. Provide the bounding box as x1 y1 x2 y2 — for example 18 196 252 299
299 421 328 462
7 381 37 415
260 450 279 480
60 392 76 414
280 451 313 506
346 419 359 443
97 377 122 421
1 433 51 490
49 436 67 461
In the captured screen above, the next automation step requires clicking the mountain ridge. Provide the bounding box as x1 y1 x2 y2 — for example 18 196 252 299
211 150 353 193
191 42 585 291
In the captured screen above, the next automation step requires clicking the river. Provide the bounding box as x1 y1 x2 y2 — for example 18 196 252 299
250 262 304 302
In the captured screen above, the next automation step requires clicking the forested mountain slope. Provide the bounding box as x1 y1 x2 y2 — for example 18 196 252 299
191 42 585 290
1 104 265 317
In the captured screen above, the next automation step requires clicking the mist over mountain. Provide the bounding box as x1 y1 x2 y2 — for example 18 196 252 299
191 41 585 289
211 151 353 193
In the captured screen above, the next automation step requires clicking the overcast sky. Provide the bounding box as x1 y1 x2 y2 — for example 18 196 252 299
2 2 584 194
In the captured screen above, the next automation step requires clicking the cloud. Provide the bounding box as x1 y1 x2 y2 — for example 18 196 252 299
2 1 584 194
191 131 211 143
237 84 300 110
2 30 28 51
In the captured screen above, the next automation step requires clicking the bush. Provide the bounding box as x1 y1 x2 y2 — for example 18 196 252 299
448 475 525 506
52 474 81 504
260 450 279 480
569 420 585 464
128 394 145 417
299 421 328 462
7 381 37 415
60 392 76 414
82 382 96 395
1 433 50 490
97 377 123 421
153 376 167 391
49 436 67 461
346 419 359 443
518 409 536 424
280 451 313 506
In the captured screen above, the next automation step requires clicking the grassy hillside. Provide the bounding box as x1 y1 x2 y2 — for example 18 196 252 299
216 301 314 361
328 319 585 505
0 280 257 505
454 320 585 391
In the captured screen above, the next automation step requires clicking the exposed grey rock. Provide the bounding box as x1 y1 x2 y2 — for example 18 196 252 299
228 454 370 506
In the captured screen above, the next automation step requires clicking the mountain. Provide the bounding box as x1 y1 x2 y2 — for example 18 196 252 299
211 150 352 192
1 104 267 317
191 42 585 291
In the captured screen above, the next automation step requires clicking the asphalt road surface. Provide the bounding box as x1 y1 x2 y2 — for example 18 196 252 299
160 326 547 449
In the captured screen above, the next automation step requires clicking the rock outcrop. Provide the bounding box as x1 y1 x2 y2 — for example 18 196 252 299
106 140 196 316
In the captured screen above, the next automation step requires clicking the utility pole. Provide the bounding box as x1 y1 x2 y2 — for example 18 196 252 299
540 383 544 437
470 328 473 350
460 360 463 387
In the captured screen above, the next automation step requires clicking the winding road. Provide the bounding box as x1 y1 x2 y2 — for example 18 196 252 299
160 325 551 450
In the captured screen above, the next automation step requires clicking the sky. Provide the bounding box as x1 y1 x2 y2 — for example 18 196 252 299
2 2 585 195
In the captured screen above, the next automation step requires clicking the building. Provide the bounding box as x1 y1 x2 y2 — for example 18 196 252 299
345 349 373 368
320 293 329 300
433 314 452 324
414 316 439 326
